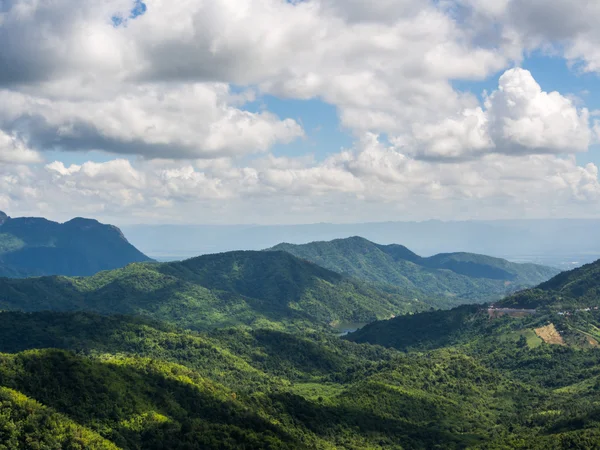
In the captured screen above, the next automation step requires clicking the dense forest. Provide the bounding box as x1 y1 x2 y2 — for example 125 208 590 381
1 239 600 448
499 259 600 310
1 310 600 449
0 250 428 331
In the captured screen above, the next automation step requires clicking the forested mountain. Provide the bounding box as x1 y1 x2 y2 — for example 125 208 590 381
347 260 600 352
270 236 559 306
0 310 599 449
0 212 152 277
0 250 424 331
500 258 600 310
347 259 600 353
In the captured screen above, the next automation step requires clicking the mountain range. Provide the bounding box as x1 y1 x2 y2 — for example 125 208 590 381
122 219 600 268
0 235 561 332
0 250 427 331
1 214 600 448
0 211 152 277
271 236 559 307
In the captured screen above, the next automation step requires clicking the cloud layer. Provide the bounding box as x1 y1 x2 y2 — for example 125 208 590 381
0 0 599 222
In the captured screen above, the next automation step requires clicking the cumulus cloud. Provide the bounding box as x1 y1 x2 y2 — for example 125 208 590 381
404 68 592 160
0 137 597 223
47 160 146 189
0 0 511 158
0 84 303 159
485 68 591 153
460 0 600 74
0 131 42 164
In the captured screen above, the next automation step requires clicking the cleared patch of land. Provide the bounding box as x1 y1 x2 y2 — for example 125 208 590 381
534 323 565 346
521 329 544 348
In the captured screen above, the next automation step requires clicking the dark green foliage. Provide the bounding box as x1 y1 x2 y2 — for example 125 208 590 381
347 304 489 351
0 251 423 331
0 349 304 449
270 236 559 307
0 213 152 278
1 310 600 449
346 307 600 448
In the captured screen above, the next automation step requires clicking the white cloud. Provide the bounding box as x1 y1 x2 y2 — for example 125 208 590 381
0 1 599 223
0 84 303 159
485 68 591 154
47 159 146 189
403 68 592 161
0 131 42 164
461 0 600 74
3 134 597 223
0 0 511 155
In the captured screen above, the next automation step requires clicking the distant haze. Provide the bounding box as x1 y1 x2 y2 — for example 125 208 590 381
121 219 600 269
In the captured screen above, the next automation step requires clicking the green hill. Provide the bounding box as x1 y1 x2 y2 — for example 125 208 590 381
1 311 600 449
0 212 152 277
0 386 118 450
346 304 489 351
270 236 560 306
500 259 600 310
346 257 600 353
0 250 425 331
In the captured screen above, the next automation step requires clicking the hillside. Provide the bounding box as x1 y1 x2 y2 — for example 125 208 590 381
0 311 599 449
0 386 118 450
0 250 425 331
348 284 600 355
0 212 152 277
270 236 559 306
500 258 600 310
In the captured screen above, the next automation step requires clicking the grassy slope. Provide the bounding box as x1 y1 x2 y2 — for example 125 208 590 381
0 251 424 331
271 236 559 307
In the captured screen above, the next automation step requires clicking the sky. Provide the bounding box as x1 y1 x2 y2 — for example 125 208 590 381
2 0 600 225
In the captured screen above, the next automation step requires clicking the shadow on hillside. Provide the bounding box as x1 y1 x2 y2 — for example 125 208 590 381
268 388 486 449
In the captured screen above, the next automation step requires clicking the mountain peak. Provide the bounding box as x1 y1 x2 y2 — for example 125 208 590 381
270 236 559 308
64 217 101 226
0 211 8 225
0 213 152 277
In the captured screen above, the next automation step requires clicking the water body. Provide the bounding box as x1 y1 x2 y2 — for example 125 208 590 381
334 322 368 336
